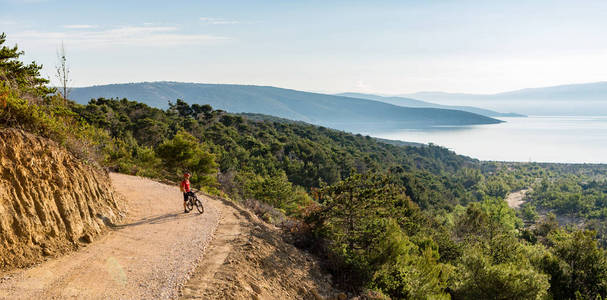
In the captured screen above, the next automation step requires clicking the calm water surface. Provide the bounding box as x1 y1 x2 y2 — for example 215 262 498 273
368 116 607 163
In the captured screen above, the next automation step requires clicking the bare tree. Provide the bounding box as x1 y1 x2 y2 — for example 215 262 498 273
55 42 71 102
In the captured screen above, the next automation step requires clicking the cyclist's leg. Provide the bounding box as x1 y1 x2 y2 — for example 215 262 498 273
183 192 188 212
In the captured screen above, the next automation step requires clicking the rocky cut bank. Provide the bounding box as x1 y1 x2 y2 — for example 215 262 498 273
0 128 124 270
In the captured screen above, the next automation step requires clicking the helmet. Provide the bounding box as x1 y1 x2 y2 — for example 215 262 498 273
184 172 191 177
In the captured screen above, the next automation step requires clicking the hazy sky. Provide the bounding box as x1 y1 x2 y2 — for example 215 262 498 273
2 0 607 94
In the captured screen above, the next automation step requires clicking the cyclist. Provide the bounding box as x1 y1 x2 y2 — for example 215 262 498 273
180 172 194 213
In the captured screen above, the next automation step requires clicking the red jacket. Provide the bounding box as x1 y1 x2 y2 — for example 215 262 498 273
180 179 191 193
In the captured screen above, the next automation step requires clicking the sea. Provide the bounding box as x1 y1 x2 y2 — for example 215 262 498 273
368 116 607 164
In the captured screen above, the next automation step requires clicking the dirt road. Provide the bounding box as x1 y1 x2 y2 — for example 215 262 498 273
505 189 529 209
0 173 221 299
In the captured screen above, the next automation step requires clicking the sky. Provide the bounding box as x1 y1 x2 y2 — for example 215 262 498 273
2 0 607 94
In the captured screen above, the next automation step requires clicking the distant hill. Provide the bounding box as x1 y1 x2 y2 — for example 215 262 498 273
70 82 502 132
400 82 607 115
338 92 524 117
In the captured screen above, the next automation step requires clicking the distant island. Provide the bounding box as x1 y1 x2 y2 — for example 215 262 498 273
400 81 607 115
338 92 525 118
70 82 502 132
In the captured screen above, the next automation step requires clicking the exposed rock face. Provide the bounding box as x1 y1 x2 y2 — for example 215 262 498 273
0 128 123 271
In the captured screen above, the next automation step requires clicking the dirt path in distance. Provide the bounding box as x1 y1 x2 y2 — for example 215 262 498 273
505 189 529 209
0 173 220 299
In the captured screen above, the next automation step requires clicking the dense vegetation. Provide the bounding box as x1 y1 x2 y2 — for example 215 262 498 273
517 164 607 247
4 33 607 299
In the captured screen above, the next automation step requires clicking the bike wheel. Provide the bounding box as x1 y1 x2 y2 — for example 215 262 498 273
186 198 194 212
195 199 204 213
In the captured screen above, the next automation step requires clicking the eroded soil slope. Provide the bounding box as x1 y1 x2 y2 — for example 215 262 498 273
0 128 123 270
181 197 342 300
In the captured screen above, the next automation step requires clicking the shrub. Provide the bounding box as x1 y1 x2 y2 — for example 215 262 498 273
0 84 111 163
155 130 218 188
452 244 549 299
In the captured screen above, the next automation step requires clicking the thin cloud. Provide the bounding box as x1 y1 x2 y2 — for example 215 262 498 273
200 17 240 25
6 0 48 3
356 80 373 93
62 24 98 29
12 25 230 48
0 19 17 25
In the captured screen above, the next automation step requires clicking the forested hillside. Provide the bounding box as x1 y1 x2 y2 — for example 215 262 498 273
70 82 502 132
73 98 485 209
4 33 607 299
70 96 607 299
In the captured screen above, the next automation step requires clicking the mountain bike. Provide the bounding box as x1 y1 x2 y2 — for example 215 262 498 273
186 192 204 213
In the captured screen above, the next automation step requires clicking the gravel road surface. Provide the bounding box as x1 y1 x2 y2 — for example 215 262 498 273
0 173 220 299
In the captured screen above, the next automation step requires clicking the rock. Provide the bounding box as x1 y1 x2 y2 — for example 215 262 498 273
42 247 53 257
311 289 324 300
250 282 263 294
80 234 93 244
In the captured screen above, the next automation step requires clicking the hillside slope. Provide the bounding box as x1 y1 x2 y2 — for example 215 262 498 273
70 82 502 131
0 129 123 270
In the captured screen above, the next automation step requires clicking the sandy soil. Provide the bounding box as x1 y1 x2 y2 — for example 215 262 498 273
180 198 247 299
179 197 341 300
0 173 220 299
505 189 529 209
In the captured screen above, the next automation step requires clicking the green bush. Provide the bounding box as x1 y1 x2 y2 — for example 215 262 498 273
155 130 218 188
0 84 111 163
370 219 451 299
452 246 549 299
544 230 607 299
